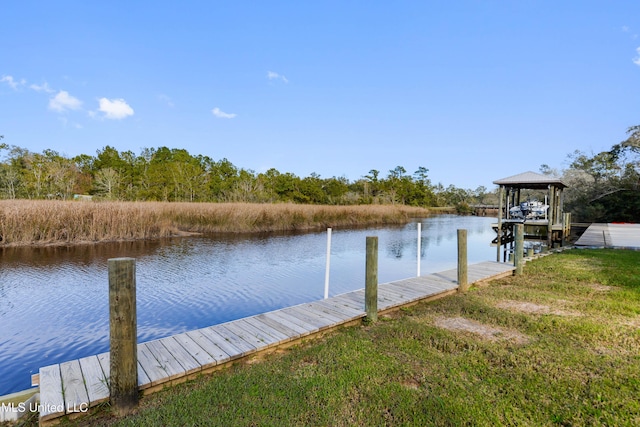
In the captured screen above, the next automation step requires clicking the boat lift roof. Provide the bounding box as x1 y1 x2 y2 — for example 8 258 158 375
493 171 568 190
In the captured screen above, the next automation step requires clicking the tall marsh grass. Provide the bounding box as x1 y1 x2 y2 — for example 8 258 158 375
0 200 434 246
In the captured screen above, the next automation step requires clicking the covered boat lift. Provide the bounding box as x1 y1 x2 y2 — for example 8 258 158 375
493 171 571 262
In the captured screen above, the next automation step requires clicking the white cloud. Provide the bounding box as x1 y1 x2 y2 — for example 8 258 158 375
49 90 83 112
634 47 640 67
1 75 25 90
267 70 288 83
211 107 237 119
98 98 134 119
30 82 54 93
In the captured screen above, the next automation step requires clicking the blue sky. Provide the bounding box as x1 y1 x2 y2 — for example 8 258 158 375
1 1 639 190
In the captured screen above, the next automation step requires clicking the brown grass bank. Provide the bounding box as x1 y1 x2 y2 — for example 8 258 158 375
0 200 438 247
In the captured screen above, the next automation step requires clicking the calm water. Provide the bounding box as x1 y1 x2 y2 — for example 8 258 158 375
0 215 498 395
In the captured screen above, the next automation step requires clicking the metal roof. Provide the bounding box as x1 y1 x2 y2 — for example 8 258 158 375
493 171 568 189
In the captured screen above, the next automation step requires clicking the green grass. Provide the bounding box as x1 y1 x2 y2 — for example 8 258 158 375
46 249 640 426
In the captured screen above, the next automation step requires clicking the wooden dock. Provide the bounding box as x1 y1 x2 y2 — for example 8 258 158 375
37 261 515 423
575 223 640 249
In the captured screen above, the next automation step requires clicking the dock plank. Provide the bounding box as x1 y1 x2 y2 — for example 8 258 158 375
402 277 456 291
211 324 259 355
244 316 296 342
144 340 188 381
281 306 336 329
432 270 458 282
39 364 65 420
376 292 406 307
96 352 109 376
419 276 460 289
216 322 263 351
267 309 322 333
59 359 89 414
399 283 454 298
383 282 431 299
137 342 168 385
334 290 366 307
403 280 455 296
378 285 420 301
313 300 364 318
160 337 202 376
185 328 233 362
329 294 365 312
469 261 514 277
257 312 314 337
575 223 609 246
198 326 250 359
171 333 218 369
304 302 354 322
137 359 151 388
290 304 339 323
78 355 109 404
232 319 283 347
377 291 414 308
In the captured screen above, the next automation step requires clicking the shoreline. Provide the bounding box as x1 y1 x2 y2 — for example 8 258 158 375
0 200 452 248
0 229 203 249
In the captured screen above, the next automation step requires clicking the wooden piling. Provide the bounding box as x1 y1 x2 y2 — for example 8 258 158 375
514 224 524 275
547 187 555 249
561 212 571 247
457 229 468 292
108 257 138 415
496 187 504 262
365 236 378 323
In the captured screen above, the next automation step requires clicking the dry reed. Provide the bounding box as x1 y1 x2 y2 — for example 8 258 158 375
0 200 434 247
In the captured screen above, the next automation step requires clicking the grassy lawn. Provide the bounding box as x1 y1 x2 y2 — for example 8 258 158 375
41 249 640 426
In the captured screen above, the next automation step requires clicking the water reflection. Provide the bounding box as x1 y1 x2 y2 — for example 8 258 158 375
0 215 497 395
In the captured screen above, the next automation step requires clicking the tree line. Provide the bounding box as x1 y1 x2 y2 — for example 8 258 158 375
3 124 637 222
560 125 640 222
0 139 489 209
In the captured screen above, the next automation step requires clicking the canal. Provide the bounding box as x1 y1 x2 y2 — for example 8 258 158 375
0 214 498 395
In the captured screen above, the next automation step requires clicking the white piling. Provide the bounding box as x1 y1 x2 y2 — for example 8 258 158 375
545 195 548 220
417 222 422 277
324 228 332 299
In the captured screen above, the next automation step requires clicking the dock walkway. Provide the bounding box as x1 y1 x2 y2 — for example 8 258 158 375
38 261 515 422
575 223 640 249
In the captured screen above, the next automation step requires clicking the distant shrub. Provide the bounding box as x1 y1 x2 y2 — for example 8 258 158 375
455 202 473 215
